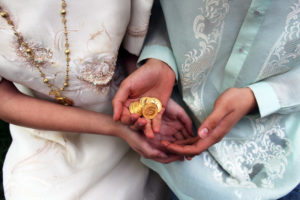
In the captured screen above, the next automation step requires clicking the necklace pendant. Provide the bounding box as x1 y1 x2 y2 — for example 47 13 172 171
50 89 73 106
55 96 74 106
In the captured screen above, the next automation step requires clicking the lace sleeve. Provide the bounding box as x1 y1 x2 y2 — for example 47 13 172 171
122 0 154 56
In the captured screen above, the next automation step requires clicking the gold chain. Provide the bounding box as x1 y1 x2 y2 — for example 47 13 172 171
0 0 74 106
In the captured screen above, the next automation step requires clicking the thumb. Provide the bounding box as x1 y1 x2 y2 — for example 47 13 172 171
112 83 130 121
198 105 231 139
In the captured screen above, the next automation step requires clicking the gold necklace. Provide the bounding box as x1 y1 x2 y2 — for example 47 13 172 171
0 0 74 106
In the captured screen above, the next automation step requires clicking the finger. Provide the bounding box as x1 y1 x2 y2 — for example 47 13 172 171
130 119 145 131
144 119 155 138
164 112 237 156
205 111 238 145
171 137 199 145
120 108 132 125
160 135 176 142
112 84 130 121
197 105 232 139
130 114 140 124
162 142 199 156
152 107 165 133
181 128 193 139
174 132 184 140
152 155 184 164
130 117 148 132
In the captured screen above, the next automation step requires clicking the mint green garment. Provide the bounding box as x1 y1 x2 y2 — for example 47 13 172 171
138 1 300 199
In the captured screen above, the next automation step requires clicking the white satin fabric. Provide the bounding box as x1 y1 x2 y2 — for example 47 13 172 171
0 0 163 199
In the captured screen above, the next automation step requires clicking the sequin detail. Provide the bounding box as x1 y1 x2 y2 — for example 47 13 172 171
15 41 53 67
78 53 116 86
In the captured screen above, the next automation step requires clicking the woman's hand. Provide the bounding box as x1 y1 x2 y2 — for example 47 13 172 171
118 124 183 164
161 87 258 157
112 58 175 138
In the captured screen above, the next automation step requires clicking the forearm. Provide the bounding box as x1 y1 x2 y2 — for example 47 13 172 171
0 79 121 136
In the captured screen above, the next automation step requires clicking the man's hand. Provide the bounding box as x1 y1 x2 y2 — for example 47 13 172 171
161 87 258 156
113 58 175 138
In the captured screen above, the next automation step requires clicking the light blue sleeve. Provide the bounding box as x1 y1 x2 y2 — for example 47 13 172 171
248 65 300 118
137 1 179 80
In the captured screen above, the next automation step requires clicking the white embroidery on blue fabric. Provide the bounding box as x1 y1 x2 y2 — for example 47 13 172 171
258 0 300 80
203 115 291 198
181 0 229 118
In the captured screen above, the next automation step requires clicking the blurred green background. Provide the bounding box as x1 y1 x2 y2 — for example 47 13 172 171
0 120 11 200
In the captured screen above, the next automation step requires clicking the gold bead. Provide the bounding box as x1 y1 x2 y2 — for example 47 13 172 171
60 9 66 15
26 48 32 54
62 18 67 23
63 82 68 87
0 11 8 18
62 2 67 8
66 57 70 62
60 87 64 91
7 19 13 25
65 43 69 48
65 49 70 55
43 78 49 83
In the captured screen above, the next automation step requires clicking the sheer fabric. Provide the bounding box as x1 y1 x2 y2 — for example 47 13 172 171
139 1 300 199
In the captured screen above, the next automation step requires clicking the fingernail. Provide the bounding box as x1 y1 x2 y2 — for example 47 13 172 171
198 128 209 139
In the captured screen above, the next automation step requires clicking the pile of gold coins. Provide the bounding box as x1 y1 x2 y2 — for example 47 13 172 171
129 97 162 119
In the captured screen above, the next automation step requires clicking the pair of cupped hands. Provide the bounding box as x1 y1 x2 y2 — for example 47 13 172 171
113 59 257 163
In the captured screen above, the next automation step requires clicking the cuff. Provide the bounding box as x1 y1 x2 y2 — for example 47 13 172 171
138 45 179 80
123 34 147 56
248 82 281 118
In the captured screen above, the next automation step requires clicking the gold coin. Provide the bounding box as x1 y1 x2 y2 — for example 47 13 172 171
139 97 148 106
145 97 162 112
142 103 158 119
129 101 143 116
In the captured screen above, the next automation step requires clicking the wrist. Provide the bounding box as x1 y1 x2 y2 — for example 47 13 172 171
242 87 258 114
145 58 176 80
110 121 130 140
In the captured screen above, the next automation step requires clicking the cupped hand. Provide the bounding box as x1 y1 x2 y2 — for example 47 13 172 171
112 58 175 138
129 98 195 162
161 87 258 157
119 125 183 164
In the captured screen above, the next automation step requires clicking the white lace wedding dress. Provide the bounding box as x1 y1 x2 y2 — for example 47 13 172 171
0 0 165 199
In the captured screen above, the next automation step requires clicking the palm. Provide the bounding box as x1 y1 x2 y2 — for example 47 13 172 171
146 99 194 150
